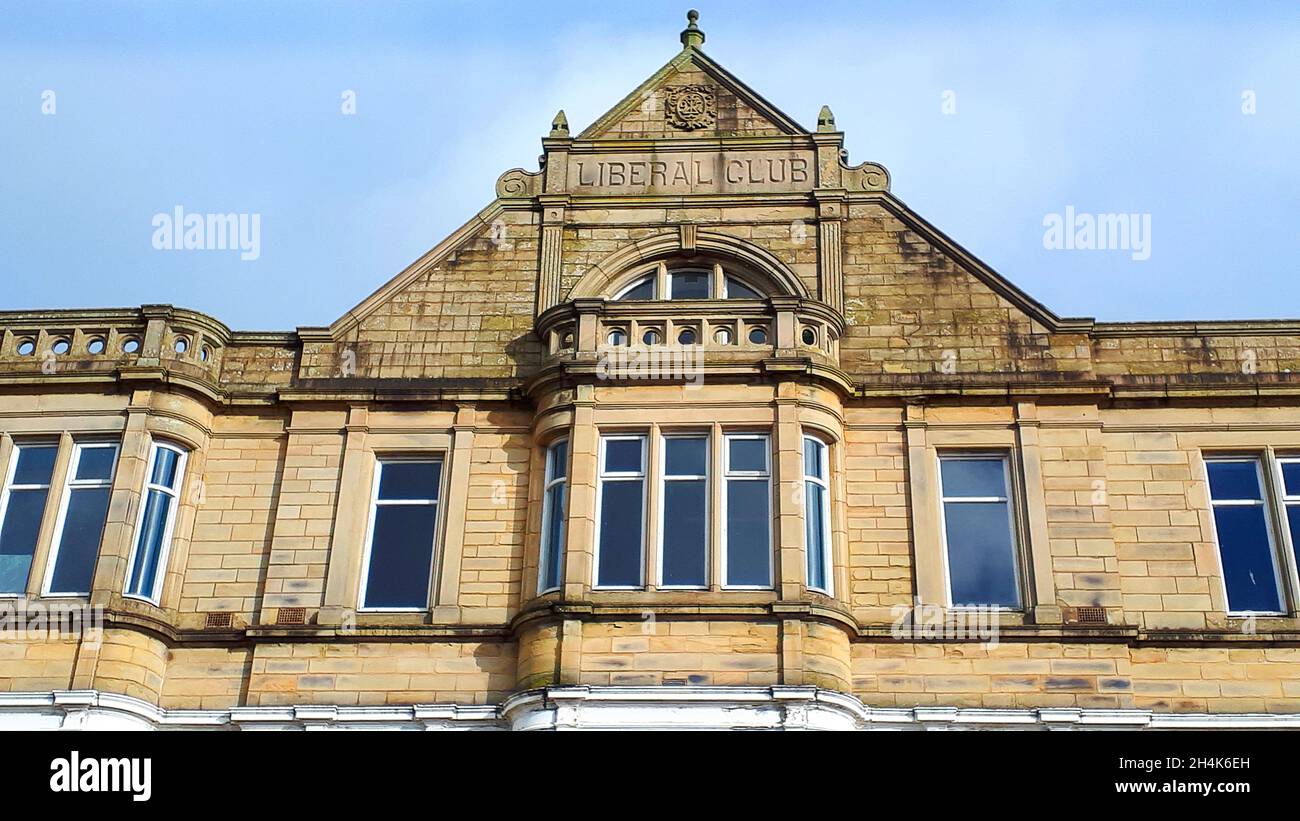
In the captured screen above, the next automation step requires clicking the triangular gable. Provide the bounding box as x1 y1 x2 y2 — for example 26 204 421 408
876 196 1090 334
577 45 807 140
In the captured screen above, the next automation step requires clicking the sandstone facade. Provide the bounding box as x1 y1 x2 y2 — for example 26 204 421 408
2 13 1299 730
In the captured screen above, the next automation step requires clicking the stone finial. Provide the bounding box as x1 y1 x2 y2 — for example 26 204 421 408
550 109 569 137
680 9 705 48
817 105 836 132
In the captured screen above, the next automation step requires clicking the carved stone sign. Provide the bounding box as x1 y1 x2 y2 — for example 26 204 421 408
567 150 816 195
664 85 716 131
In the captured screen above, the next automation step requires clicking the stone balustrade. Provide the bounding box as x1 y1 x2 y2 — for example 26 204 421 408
0 305 229 385
536 296 843 370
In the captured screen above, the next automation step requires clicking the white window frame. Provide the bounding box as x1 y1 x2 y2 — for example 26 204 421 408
538 439 569 594
124 440 188 605
802 433 833 596
1204 455 1287 616
0 440 59 599
722 273 764 300
592 434 647 590
720 432 773 590
357 455 446 612
657 432 710 590
1273 455 1300 607
936 452 1023 611
42 440 119 597
612 274 656 301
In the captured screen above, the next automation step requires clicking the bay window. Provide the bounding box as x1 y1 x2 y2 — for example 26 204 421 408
659 435 708 588
803 434 832 594
722 433 772 588
538 439 569 593
44 441 117 596
595 436 646 588
0 442 58 594
125 441 187 603
591 430 779 591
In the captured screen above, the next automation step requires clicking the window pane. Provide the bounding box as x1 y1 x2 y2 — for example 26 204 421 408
805 482 829 591
662 479 707 586
1214 505 1282 612
364 504 438 608
665 437 706 476
150 447 181 488
617 277 654 301
549 440 568 481
75 447 117 481
48 487 111 594
377 461 441 501
803 438 824 480
1281 462 1300 496
541 482 567 591
728 438 767 473
604 439 642 474
726 478 770 586
597 480 643 586
0 488 48 593
725 276 762 299
127 488 173 598
13 445 57 486
944 500 1020 607
670 270 710 299
940 458 1007 498
1206 461 1262 501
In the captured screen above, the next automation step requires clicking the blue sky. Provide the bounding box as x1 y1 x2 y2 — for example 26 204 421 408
1 1 1297 329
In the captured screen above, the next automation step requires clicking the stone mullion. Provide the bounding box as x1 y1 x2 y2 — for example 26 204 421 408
709 422 724 591
562 384 597 599
773 386 804 600
90 401 152 606
27 432 73 597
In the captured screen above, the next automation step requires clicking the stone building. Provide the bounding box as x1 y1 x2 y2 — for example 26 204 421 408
3 12 1300 730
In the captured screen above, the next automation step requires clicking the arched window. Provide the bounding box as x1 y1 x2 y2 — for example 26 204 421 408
610 260 770 302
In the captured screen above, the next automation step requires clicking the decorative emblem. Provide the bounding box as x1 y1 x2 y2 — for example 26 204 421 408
665 84 716 131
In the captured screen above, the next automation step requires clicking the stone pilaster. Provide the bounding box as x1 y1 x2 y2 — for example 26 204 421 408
1014 401 1062 624
815 192 846 312
536 197 568 316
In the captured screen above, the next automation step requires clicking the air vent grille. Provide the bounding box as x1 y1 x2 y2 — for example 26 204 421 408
276 607 307 626
204 612 234 629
